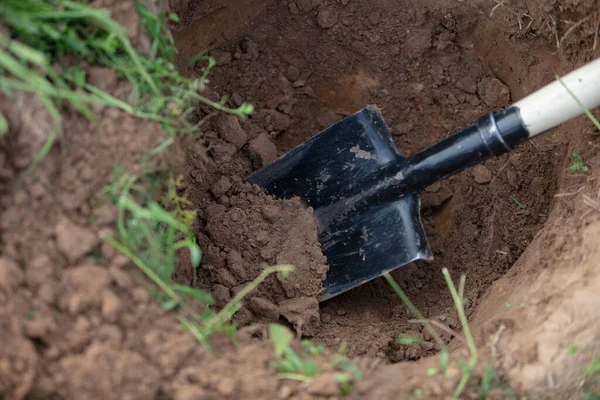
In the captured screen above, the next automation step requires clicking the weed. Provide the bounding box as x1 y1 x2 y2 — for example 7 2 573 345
570 152 590 173
104 168 200 282
585 357 600 377
302 340 325 356
384 270 483 399
268 324 361 395
331 343 362 385
0 0 253 172
269 324 319 380
582 355 600 400
104 167 294 348
0 112 7 135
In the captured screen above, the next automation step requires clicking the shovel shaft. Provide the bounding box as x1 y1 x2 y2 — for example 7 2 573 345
399 107 528 192
364 107 529 204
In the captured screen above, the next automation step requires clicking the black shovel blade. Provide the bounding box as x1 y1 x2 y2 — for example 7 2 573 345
247 107 432 301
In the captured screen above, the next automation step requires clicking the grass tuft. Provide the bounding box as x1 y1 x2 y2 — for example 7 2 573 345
268 324 362 395
570 152 590 173
0 0 253 172
104 167 295 349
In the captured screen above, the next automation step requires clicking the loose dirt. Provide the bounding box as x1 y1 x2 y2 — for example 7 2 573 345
1 0 600 399
183 112 328 332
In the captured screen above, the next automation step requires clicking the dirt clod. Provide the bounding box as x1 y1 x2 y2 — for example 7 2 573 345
254 109 291 134
249 297 280 320
279 296 320 336
317 7 338 29
0 326 38 400
211 176 233 198
477 77 511 108
55 217 100 263
60 342 161 400
24 312 57 340
59 265 111 315
248 132 278 167
473 165 493 184
285 65 300 82
211 49 233 65
213 115 248 149
0 257 24 292
101 290 122 322
261 205 281 223
307 372 339 396
296 0 314 13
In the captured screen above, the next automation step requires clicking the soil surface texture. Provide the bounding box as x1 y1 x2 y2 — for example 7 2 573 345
1 0 600 399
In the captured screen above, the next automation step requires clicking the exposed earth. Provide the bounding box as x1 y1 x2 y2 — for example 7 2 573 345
1 0 600 399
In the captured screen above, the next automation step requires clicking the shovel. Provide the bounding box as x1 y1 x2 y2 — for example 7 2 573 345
247 58 600 302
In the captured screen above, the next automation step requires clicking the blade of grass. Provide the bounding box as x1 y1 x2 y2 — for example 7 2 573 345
442 268 478 399
105 236 181 302
556 75 600 133
383 272 448 353
0 112 7 135
206 265 294 331
26 94 60 174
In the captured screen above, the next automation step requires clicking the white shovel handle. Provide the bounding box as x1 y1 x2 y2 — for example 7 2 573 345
513 57 600 138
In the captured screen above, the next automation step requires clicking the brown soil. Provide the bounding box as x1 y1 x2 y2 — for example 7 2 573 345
182 112 328 332
1 0 600 399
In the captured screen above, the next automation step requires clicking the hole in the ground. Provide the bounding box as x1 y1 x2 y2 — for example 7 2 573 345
173 0 565 362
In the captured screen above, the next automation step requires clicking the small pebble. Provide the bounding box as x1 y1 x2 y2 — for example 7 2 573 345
473 165 492 184
285 65 300 82
317 7 338 29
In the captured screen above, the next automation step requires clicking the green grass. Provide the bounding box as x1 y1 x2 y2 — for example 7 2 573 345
585 357 600 378
0 0 275 348
104 168 200 284
567 344 579 355
511 196 526 209
384 270 488 399
384 272 450 375
583 356 600 399
0 0 253 172
397 336 424 345
269 323 320 381
479 364 496 399
103 167 296 348
268 323 361 395
442 267 478 399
